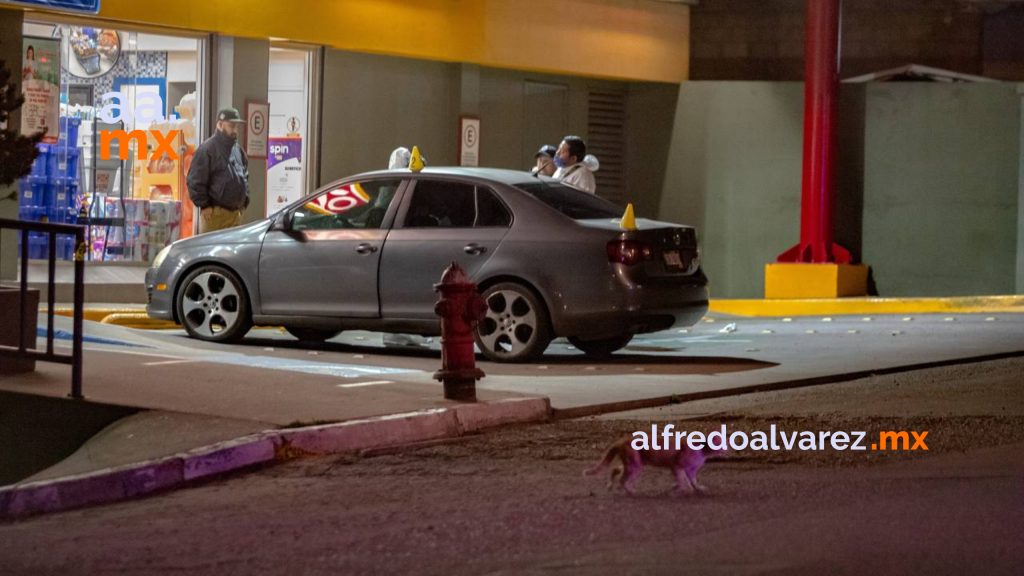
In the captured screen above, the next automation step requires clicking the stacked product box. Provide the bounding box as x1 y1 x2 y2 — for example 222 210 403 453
102 198 125 259
148 200 183 251
17 118 83 260
124 198 151 262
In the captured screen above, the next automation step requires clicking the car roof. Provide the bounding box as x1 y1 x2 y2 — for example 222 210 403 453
341 167 549 187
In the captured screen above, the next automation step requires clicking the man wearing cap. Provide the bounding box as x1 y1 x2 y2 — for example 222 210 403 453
532 144 557 177
187 107 250 233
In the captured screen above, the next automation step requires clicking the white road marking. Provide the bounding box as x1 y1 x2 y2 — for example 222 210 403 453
55 343 187 360
143 359 196 366
337 380 395 388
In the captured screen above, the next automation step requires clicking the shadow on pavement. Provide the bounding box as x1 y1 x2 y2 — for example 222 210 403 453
210 336 778 377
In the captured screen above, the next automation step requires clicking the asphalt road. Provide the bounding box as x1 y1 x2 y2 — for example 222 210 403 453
2 358 1021 575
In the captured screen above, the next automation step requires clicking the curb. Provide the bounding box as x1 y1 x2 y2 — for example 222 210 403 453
0 397 550 520
552 349 1024 420
708 295 1024 317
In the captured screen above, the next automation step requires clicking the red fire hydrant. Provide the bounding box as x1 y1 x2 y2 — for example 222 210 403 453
434 261 488 401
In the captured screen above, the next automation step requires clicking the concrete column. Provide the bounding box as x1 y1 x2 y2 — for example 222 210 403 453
455 64 480 166
0 9 24 282
212 36 270 222
459 64 480 117
1017 83 1024 294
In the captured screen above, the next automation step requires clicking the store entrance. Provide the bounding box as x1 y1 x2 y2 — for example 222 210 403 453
267 46 318 216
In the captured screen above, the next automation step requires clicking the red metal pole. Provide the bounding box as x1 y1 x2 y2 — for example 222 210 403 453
778 0 851 264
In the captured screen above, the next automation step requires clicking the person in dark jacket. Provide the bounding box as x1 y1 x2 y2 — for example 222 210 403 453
188 107 250 233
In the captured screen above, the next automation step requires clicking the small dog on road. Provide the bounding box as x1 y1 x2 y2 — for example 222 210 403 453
584 437 722 495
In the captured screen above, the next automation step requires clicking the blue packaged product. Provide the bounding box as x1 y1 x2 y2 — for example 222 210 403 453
47 178 67 212
59 117 81 147
54 147 80 179
31 143 49 177
18 178 33 209
28 232 48 260
27 175 48 210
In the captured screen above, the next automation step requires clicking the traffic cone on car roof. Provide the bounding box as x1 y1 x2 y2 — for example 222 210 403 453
620 203 637 231
410 146 425 172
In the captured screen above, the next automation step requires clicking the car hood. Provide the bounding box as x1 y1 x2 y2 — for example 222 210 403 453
172 219 272 248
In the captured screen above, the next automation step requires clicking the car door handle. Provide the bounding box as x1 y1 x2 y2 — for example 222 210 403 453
355 243 378 255
464 243 487 255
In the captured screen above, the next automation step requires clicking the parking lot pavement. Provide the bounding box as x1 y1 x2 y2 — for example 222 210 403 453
2 358 1021 575
3 312 1021 426
118 312 1024 412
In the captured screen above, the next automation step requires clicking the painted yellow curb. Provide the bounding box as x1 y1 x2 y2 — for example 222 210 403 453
50 308 143 323
709 295 1024 317
51 295 1024 328
100 313 180 330
49 309 178 329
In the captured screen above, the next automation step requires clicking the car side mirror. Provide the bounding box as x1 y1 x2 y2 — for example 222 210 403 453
272 211 292 231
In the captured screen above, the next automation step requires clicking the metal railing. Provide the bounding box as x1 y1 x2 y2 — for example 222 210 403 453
0 218 85 399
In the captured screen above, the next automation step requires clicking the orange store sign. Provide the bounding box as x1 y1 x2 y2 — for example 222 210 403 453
99 129 181 161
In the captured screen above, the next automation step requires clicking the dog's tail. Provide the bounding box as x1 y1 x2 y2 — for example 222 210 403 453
583 443 620 476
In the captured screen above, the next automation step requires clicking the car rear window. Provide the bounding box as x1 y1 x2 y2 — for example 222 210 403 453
515 182 622 220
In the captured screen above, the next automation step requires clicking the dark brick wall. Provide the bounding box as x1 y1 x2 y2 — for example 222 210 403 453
690 0 987 80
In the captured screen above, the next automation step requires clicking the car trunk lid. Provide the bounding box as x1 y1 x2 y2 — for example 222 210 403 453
579 218 701 277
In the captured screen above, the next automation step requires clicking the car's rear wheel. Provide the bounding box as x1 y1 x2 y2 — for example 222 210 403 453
285 327 341 342
476 282 552 363
568 333 634 358
176 265 252 343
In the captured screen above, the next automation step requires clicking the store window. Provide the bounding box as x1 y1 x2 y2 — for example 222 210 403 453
18 21 205 264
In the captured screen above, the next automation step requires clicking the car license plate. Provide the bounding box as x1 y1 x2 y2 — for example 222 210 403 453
663 250 683 268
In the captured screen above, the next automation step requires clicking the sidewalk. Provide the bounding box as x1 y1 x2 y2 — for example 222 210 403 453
0 317 550 518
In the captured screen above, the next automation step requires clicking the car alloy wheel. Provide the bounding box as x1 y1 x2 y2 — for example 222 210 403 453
476 282 552 363
568 333 634 358
177 265 252 342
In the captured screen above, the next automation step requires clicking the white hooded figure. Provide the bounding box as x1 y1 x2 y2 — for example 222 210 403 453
388 147 411 170
582 154 600 173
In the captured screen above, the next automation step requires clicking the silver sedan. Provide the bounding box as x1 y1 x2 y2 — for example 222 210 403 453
146 168 708 362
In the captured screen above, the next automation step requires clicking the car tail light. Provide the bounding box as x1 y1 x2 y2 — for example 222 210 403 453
607 239 652 265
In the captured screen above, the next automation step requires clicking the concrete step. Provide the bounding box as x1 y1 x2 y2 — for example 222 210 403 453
17 260 147 304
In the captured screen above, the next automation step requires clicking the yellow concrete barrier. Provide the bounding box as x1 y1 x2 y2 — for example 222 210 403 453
709 295 1024 317
100 313 179 330
50 308 143 323
51 295 1024 328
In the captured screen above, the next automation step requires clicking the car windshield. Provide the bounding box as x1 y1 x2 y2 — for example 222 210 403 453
515 181 622 220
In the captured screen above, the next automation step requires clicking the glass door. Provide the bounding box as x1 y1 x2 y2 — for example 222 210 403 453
267 45 320 216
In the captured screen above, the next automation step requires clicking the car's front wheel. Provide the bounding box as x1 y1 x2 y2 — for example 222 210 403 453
568 333 634 358
176 265 252 342
475 282 552 363
285 327 341 343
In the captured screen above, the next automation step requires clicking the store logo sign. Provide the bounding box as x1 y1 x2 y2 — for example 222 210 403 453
99 129 181 161
97 91 180 161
